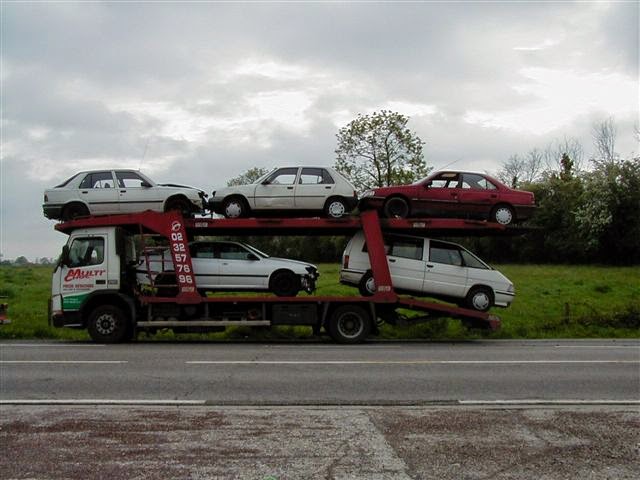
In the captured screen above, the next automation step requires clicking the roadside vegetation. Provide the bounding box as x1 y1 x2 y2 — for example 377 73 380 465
1 264 638 341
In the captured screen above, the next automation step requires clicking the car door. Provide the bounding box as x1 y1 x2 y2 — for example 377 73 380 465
295 167 336 210
216 242 268 288
253 167 299 210
386 236 427 293
115 171 164 213
77 171 119 214
455 173 498 218
416 172 461 217
190 243 220 289
423 240 468 298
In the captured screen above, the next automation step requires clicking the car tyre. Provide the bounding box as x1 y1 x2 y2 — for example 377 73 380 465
62 203 89 221
491 204 515 225
87 305 130 343
222 197 248 219
327 305 371 344
383 197 410 218
270 270 301 297
465 286 494 312
358 271 376 296
165 197 192 217
325 197 349 218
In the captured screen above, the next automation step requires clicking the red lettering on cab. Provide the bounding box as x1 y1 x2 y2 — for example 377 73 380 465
64 269 106 282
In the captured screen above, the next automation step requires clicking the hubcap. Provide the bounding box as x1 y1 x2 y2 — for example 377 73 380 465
365 276 376 294
328 201 346 218
96 313 117 335
494 207 513 225
337 313 364 339
225 202 242 218
472 292 491 310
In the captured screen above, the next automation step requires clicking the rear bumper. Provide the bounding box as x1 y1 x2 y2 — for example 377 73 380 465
43 204 64 220
513 204 536 221
208 196 225 214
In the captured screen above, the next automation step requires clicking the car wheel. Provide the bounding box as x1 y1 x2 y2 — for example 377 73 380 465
270 271 301 297
87 305 130 343
491 204 515 225
358 271 376 296
165 197 191 217
222 197 247 219
327 305 371 344
465 287 494 312
325 197 348 218
383 197 410 218
62 203 89 221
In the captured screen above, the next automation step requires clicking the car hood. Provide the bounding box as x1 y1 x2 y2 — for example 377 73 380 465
268 257 317 271
157 183 206 194
213 184 256 196
371 185 419 195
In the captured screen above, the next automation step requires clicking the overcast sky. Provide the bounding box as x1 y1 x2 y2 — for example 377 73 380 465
1 1 638 260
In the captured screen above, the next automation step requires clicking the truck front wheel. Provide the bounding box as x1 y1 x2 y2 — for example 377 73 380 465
87 305 130 343
327 305 371 344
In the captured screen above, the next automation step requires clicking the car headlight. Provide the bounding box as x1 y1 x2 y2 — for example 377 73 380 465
507 284 515 293
361 190 374 198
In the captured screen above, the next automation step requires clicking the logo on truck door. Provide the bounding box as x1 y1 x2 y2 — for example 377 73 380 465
64 268 106 282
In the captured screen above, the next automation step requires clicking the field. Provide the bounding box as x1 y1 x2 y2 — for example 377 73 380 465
0 264 638 340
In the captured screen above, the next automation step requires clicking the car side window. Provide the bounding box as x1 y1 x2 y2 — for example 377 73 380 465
460 250 488 269
116 172 147 188
388 237 424 261
461 173 497 190
193 244 215 259
217 243 253 260
299 168 334 185
79 172 115 189
265 168 298 185
67 238 104 268
429 241 463 266
429 173 459 188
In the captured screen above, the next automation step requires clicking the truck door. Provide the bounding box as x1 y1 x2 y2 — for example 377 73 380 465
58 235 109 311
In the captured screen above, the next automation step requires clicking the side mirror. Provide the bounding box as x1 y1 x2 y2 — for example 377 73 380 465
261 180 271 185
141 181 152 188
247 253 260 261
424 181 432 188
61 245 70 267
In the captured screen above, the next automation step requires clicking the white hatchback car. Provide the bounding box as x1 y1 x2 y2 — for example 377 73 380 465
340 232 515 311
209 166 358 218
137 241 319 297
43 169 206 221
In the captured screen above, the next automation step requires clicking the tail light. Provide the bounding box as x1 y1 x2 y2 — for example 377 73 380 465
343 254 349 269
44 194 48 202
353 190 357 197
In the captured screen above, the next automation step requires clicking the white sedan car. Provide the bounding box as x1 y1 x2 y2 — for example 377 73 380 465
209 166 358 218
137 241 319 297
43 169 206 221
340 232 515 311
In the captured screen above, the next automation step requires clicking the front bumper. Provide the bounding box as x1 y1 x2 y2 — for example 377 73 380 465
301 268 320 293
358 196 385 211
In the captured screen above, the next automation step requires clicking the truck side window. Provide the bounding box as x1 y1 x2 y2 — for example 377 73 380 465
429 241 463 266
67 238 105 268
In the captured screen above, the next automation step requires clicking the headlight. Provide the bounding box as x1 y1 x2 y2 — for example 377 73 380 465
361 190 374 198
508 284 515 293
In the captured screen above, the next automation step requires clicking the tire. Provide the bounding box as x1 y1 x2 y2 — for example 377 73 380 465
87 305 130 343
165 197 191 216
62 203 89 221
465 286 494 312
324 197 348 218
222 197 248 219
269 270 301 297
491 204 515 225
358 271 376 296
383 197 410 218
327 305 371 344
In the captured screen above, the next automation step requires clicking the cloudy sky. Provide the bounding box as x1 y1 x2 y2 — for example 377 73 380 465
1 1 638 260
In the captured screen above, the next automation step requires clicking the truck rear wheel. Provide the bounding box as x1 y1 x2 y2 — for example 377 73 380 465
87 305 130 343
327 305 371 344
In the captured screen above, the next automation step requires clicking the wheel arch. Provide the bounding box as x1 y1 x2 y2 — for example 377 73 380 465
62 200 90 216
79 291 136 328
163 194 193 212
383 194 411 215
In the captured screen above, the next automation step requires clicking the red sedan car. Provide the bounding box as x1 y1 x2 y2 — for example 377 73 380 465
359 170 536 225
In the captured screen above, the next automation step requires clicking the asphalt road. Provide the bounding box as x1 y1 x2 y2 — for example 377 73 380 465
2 339 638 404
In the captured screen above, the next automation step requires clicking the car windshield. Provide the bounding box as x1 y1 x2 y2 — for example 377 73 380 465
242 243 270 258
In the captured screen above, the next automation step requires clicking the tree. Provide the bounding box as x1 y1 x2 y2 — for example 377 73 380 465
227 167 269 187
498 149 544 187
592 117 617 166
334 110 430 191
544 136 584 173
14 256 30 266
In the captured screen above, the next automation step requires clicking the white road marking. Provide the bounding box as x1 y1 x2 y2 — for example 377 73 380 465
0 344 105 348
459 400 640 405
0 399 204 405
186 360 639 365
554 345 640 349
0 361 127 364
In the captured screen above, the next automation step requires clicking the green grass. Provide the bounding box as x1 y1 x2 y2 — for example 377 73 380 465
0 264 638 341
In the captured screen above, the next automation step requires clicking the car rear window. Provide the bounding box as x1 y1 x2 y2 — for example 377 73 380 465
461 173 497 190
55 173 81 188
79 172 115 189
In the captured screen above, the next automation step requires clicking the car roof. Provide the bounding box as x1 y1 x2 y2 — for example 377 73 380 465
432 169 491 176
72 169 146 175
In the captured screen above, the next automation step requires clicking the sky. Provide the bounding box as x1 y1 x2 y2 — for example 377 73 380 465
1 1 638 260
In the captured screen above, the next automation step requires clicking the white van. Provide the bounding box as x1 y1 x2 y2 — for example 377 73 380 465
340 232 515 311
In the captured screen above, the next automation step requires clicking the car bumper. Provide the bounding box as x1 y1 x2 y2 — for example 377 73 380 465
513 204 537 221
358 196 385 211
43 204 64 220
208 196 225 214
339 269 365 286
301 269 319 293
494 290 516 308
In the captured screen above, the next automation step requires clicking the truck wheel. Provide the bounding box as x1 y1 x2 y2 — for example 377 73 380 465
87 305 130 343
328 305 371 344
358 272 376 296
270 271 301 297
465 287 494 312
383 197 409 218
324 197 348 218
62 203 89 221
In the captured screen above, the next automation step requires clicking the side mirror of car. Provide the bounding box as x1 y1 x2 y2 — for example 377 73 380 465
261 180 271 185
141 181 152 188
424 181 432 188
247 253 260 261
